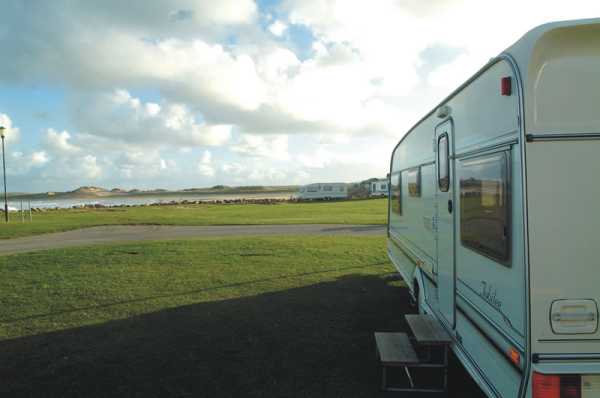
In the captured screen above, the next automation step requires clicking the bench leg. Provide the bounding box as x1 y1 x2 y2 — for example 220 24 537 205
404 366 415 388
443 346 448 391
381 366 387 390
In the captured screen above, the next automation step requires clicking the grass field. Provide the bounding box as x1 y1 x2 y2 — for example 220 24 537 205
0 199 387 239
0 236 390 339
0 236 396 397
0 235 482 397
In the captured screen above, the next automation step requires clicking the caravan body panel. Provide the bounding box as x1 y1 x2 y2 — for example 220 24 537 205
389 59 524 397
387 18 600 398
520 22 600 357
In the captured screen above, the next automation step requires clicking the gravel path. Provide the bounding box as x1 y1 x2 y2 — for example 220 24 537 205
0 224 386 255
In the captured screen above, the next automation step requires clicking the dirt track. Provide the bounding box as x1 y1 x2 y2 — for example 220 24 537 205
0 224 386 255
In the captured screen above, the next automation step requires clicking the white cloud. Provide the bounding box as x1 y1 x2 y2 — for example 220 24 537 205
222 162 244 175
74 90 232 148
231 134 289 161
198 164 215 177
247 168 287 182
197 150 215 177
81 155 102 179
0 114 20 144
3 1 600 192
200 150 212 164
268 20 288 36
44 129 80 154
30 151 49 166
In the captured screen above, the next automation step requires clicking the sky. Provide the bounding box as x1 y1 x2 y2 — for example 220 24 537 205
0 1 598 192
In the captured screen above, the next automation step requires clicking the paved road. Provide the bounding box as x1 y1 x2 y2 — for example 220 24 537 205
0 224 386 255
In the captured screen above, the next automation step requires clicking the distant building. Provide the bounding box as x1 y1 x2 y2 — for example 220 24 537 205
297 183 348 200
368 178 389 197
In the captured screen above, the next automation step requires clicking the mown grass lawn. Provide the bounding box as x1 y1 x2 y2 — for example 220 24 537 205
0 236 392 339
0 235 483 397
0 236 401 397
0 199 387 239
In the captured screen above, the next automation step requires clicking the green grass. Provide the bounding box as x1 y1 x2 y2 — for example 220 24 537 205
0 236 391 339
0 199 387 239
0 236 403 397
0 236 482 397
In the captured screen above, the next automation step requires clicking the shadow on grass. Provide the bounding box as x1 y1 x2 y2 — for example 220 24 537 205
0 273 483 398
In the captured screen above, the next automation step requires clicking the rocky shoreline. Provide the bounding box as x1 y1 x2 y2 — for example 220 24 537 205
4 197 312 212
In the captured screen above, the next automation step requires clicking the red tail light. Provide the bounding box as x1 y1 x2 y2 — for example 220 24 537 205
501 76 512 96
533 372 581 398
533 373 560 398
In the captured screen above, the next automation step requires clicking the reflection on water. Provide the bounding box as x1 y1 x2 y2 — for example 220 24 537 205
8 192 296 210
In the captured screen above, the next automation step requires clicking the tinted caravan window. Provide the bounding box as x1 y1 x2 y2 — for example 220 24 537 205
404 167 421 197
438 134 449 192
390 174 401 215
459 152 510 264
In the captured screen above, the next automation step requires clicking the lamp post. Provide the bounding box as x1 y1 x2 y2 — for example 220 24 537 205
0 126 7 222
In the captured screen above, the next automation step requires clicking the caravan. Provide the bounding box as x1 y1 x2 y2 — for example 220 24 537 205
369 179 390 198
297 183 347 200
387 19 600 398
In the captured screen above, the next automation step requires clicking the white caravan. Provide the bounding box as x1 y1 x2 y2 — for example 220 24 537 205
387 19 600 398
369 179 389 198
297 183 347 200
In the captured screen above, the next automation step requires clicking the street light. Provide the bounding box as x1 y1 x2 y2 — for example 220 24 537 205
0 126 7 222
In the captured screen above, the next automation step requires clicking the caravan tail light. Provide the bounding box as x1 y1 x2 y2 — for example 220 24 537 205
501 76 512 96
533 373 581 398
533 373 560 398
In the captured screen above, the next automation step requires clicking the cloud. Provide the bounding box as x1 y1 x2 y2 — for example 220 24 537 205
0 114 20 144
198 164 215 177
200 150 212 164
73 90 232 148
197 150 215 177
81 155 102 179
0 1 428 140
3 0 600 192
269 20 288 36
231 134 289 161
44 129 80 154
30 151 49 167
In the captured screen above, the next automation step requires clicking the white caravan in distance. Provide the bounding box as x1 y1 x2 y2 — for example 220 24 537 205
369 179 389 198
297 183 347 200
387 19 600 398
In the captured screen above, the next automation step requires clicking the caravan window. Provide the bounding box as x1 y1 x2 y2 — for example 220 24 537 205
438 134 449 192
391 174 401 215
323 185 333 192
307 186 318 192
459 152 510 264
404 167 421 197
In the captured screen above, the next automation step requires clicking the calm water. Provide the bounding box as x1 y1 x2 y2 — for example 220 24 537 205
7 192 296 210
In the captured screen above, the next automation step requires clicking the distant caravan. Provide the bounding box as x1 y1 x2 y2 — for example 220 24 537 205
369 179 389 198
387 19 600 398
297 183 347 200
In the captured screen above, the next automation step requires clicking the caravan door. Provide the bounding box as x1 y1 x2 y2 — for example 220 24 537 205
435 121 455 327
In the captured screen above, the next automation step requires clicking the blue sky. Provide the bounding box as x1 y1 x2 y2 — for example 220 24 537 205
0 0 597 192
